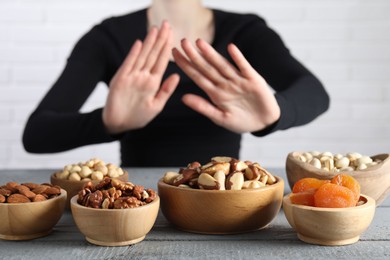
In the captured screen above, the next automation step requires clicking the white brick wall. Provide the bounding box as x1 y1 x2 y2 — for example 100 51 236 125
1 0 389 169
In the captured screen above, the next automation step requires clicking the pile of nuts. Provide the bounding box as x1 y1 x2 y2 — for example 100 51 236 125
0 182 62 203
162 156 277 190
77 177 157 209
295 151 382 172
54 158 125 182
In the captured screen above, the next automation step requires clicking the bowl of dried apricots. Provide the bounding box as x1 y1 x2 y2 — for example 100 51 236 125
283 174 376 246
286 151 390 205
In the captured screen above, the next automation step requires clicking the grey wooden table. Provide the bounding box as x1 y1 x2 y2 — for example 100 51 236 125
0 168 389 260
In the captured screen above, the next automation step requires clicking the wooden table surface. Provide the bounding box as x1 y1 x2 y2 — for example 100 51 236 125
0 168 389 260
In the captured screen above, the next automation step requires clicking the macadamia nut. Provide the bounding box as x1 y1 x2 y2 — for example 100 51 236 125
54 158 125 182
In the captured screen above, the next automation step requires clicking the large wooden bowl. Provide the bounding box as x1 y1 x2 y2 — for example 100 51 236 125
283 193 375 246
157 176 284 234
70 195 159 246
286 152 390 205
0 189 67 240
51 171 128 209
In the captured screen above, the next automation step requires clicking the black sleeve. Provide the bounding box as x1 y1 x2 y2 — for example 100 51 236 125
22 25 117 153
233 16 330 136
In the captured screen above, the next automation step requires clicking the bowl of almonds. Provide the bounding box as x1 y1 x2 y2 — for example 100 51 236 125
70 177 159 246
158 156 284 234
51 158 128 209
0 182 66 240
286 151 390 205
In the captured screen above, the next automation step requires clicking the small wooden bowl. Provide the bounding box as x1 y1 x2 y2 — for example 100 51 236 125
51 171 128 209
0 189 67 240
283 193 375 246
70 195 160 246
286 152 390 205
157 176 284 234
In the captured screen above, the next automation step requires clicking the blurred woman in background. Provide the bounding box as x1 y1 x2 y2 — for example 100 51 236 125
23 0 329 166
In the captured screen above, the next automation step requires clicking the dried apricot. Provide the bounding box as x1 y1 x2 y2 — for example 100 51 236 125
331 174 360 203
314 183 357 208
292 178 330 193
289 189 316 206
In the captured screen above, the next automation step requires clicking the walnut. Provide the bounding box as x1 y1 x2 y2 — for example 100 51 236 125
77 177 156 209
113 197 143 209
86 190 103 208
132 185 144 200
145 189 157 203
112 179 134 191
95 177 111 190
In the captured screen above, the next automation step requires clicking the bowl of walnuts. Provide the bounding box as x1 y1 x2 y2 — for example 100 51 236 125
70 177 159 246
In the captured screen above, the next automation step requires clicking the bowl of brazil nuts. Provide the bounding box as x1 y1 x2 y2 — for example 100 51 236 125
51 158 128 209
286 151 390 205
157 156 284 234
70 177 159 246
0 182 66 240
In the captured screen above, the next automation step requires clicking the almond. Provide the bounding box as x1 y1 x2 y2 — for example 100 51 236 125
7 193 30 203
32 194 47 202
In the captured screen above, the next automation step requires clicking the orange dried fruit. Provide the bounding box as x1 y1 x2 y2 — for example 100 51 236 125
331 174 360 203
289 189 316 206
292 178 330 193
314 183 357 208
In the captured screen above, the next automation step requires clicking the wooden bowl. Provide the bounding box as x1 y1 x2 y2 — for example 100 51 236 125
157 176 284 234
70 195 160 246
0 189 67 240
51 171 128 209
283 193 376 246
286 152 390 205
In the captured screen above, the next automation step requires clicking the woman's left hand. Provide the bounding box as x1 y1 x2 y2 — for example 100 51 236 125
172 39 281 134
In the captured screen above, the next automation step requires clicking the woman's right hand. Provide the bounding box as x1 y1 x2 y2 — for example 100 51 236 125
102 21 179 134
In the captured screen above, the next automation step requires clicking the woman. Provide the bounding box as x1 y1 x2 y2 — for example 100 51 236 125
22 0 329 166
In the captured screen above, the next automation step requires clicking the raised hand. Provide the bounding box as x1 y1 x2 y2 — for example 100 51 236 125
172 38 281 134
103 21 180 134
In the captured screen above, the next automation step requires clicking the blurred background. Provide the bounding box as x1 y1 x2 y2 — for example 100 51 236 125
0 0 389 169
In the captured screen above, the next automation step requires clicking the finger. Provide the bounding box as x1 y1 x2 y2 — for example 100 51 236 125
195 39 239 80
172 47 215 92
119 40 143 74
154 74 180 106
182 94 225 124
151 27 173 74
227 43 255 78
132 26 159 70
144 21 172 72
180 39 224 84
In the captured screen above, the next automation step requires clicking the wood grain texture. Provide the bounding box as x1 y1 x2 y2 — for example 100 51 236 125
283 194 376 246
70 195 159 246
0 189 66 240
0 169 389 259
158 177 284 234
